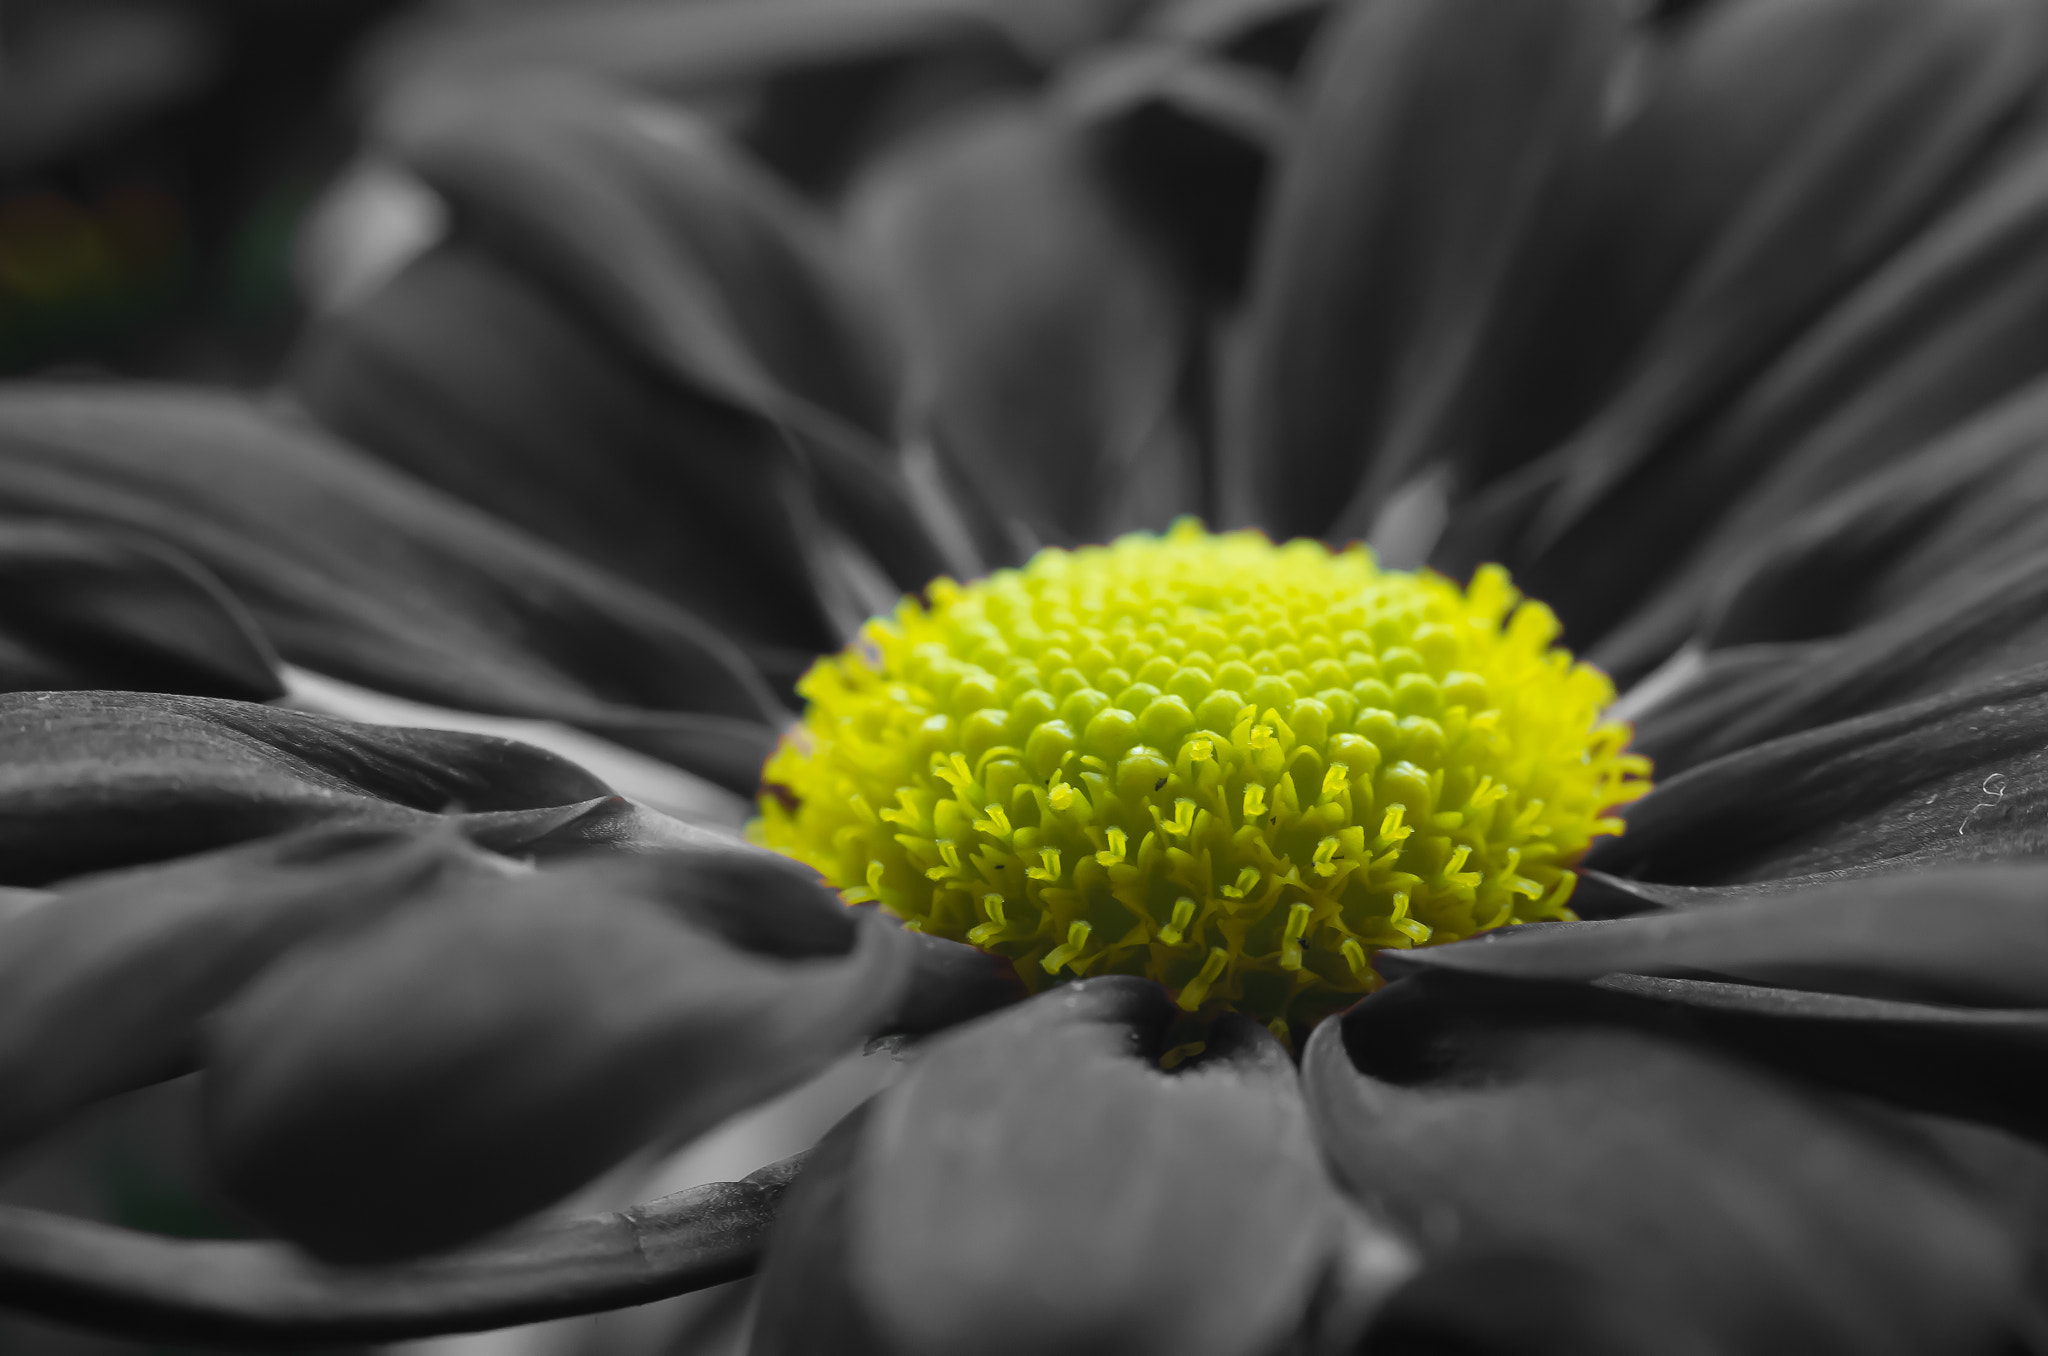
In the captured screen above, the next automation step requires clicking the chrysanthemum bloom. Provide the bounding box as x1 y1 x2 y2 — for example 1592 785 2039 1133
7 0 2048 1353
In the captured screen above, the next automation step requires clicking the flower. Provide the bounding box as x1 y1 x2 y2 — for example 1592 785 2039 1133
5 0 2048 1353
757 526 1651 1030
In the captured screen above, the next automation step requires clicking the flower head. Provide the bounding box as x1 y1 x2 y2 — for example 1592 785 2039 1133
762 522 1647 1031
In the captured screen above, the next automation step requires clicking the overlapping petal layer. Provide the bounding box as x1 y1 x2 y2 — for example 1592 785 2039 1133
9 0 2048 1351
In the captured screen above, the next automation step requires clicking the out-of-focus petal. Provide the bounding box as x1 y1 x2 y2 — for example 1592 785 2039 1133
1140 0 1332 77
1637 546 2048 771
1304 999 2033 1355
1700 373 2048 649
0 518 281 701
0 2 216 173
0 384 782 789
1438 0 2048 648
364 0 1018 106
1592 664 2048 884
381 75 893 439
752 977 1348 1356
293 241 843 666
1066 45 1285 303
1617 375 2048 761
1598 125 2048 679
0 1154 803 1344
375 76 957 595
0 826 506 1153
204 850 912 1263
1377 864 2048 1006
0 690 628 884
1226 0 1621 540
849 103 1199 549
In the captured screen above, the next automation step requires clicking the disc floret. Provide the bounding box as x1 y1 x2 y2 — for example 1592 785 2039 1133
754 522 1650 1036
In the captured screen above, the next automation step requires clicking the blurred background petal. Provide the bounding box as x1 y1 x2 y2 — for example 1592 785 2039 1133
1224 0 1620 542
0 826 508 1155
0 384 783 789
204 851 911 1262
0 518 281 701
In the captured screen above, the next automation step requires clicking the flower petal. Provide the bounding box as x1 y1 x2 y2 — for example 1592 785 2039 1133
0 826 503 1154
0 1154 801 1344
1304 998 2033 1354
1594 664 2048 884
1622 374 2048 763
853 905 1025 1037
1226 0 1621 539
1377 863 2048 1007
753 977 1347 1356
0 383 782 789
0 690 623 885
1068 44 1285 303
1587 974 2048 1140
1140 0 1331 74
849 102 1199 547
1321 966 2048 1214
375 74 957 594
1700 373 2048 650
1 517 281 701
366 0 1016 105
1440 0 2048 646
1638 546 2048 772
747 1104 889 1356
1597 131 2048 679
292 241 844 664
203 851 911 1262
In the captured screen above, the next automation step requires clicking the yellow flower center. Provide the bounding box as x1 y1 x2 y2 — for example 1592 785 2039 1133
754 521 1650 1039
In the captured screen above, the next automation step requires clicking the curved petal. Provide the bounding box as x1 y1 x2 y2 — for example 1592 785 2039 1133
849 102 1198 547
1588 974 2048 1140
203 851 911 1263
0 383 782 789
378 75 894 438
1226 0 1620 539
1376 863 2048 1007
1330 966 2048 1187
1439 0 2048 647
1597 126 2048 678
1140 0 1332 74
0 1154 801 1345
364 0 1017 108
1066 45 1285 303
844 903 1025 1038
292 241 843 663
752 976 1348 1356
746 1104 888 1356
1618 374 2048 750
0 826 506 1154
0 690 625 885
0 518 281 701
1700 373 2048 650
1635 546 2048 772
1304 998 2033 1355
1593 663 2048 885
376 74 957 594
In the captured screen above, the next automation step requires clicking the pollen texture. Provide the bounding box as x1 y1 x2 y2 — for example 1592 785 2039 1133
754 522 1651 1035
